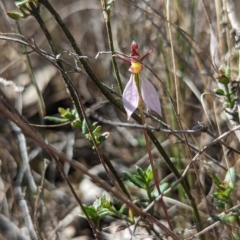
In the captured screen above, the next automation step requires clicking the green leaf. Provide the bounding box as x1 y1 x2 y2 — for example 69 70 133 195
93 195 105 210
71 108 79 119
215 200 225 209
222 188 232 199
136 166 146 181
218 75 229 85
15 0 30 6
7 11 24 20
124 171 145 189
80 205 97 219
82 119 89 134
224 167 236 188
229 87 237 95
119 204 126 214
58 107 75 120
145 165 153 182
225 63 231 79
93 194 111 211
93 125 102 135
217 65 230 85
72 119 81 128
14 0 38 6
59 107 67 115
206 165 222 188
213 188 231 202
214 88 225 96
44 116 69 123
92 122 98 128
98 208 113 218
218 214 237 224
97 132 110 144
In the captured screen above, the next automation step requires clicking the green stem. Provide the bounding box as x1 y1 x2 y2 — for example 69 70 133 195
146 184 154 216
100 0 123 93
224 83 234 109
109 208 135 224
17 22 46 117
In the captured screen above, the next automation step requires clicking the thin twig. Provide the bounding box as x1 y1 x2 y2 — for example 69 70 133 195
91 113 208 133
34 159 50 240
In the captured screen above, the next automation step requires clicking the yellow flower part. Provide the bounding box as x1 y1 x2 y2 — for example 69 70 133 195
131 62 142 73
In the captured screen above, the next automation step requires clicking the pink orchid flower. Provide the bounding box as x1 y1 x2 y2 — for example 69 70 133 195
115 41 162 120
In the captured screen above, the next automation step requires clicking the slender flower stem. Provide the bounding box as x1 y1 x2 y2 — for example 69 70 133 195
135 74 173 231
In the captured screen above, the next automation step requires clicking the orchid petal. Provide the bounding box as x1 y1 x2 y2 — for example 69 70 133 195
141 78 162 116
122 74 139 120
